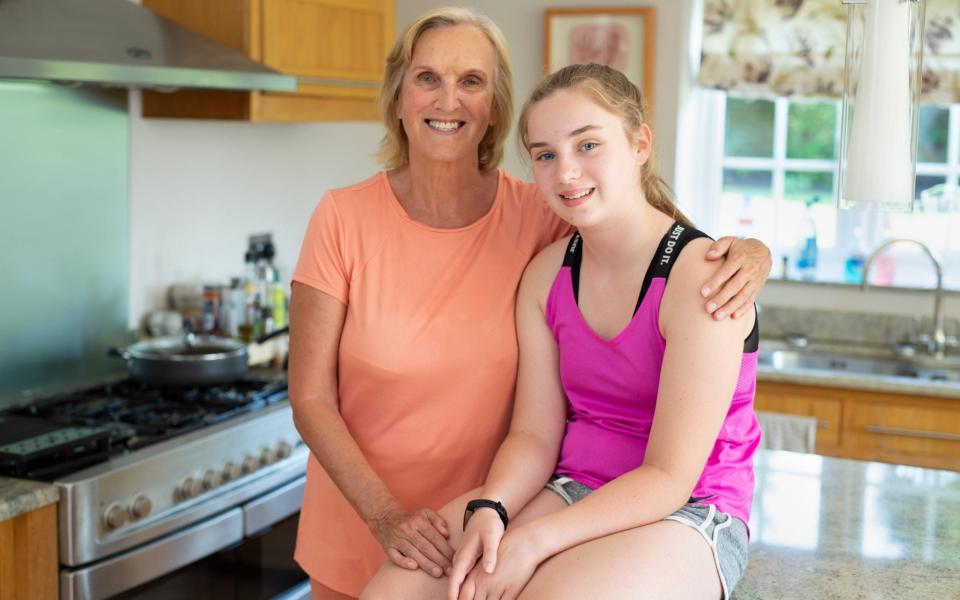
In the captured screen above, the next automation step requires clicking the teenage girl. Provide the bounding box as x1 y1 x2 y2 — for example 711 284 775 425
361 63 760 600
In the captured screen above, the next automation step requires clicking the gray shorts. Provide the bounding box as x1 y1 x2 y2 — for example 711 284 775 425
545 475 748 599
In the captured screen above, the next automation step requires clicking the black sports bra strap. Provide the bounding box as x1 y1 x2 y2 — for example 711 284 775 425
635 221 711 313
649 222 711 280
563 232 584 303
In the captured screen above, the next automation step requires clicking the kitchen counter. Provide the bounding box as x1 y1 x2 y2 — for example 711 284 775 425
734 450 960 599
0 477 58 522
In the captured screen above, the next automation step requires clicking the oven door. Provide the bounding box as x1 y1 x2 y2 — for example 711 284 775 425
61 477 309 600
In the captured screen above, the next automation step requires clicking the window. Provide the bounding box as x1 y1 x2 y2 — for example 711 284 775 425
699 93 960 289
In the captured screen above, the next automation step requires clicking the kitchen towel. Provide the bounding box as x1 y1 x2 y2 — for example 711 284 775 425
756 411 818 454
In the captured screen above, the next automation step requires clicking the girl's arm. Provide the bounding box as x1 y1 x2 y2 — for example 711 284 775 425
288 283 454 578
498 237 755 568
447 241 570 592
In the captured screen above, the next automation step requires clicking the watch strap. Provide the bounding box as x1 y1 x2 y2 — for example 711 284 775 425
463 499 509 530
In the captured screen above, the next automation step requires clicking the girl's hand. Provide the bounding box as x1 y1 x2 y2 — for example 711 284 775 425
702 236 771 320
448 509 505 600
370 505 453 578
456 527 543 600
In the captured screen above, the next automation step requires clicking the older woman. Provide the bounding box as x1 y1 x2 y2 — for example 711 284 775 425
289 8 771 600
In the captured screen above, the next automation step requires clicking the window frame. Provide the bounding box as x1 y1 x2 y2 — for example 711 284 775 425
689 91 960 289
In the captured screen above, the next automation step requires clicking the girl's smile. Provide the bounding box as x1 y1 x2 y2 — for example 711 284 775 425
558 187 595 207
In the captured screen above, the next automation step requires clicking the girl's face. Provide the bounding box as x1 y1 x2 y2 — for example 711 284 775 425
526 87 651 228
396 25 497 168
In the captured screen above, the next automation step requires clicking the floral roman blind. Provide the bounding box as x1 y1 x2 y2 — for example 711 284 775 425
698 0 960 103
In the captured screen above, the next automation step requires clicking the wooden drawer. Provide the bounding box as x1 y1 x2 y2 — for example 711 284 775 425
846 397 960 471
755 382 843 451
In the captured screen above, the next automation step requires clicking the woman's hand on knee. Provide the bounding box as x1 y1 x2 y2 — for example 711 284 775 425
448 510 504 600
371 505 453 578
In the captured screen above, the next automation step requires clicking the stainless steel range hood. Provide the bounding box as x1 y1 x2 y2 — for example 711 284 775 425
0 0 297 91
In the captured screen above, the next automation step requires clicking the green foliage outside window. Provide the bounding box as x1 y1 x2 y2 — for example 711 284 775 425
785 171 833 203
722 168 772 195
917 106 949 164
787 102 836 159
724 98 774 157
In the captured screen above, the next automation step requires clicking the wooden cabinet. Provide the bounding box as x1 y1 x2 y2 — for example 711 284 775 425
754 382 843 454
846 394 960 471
142 0 395 121
0 504 58 600
756 380 960 471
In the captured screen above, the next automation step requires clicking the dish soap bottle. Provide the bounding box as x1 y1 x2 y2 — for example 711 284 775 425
796 197 818 280
843 227 867 284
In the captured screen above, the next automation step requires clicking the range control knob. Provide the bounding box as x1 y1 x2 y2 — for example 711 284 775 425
259 446 276 466
130 495 152 519
176 476 202 501
276 440 293 459
221 461 242 482
103 502 129 530
241 454 258 475
202 469 220 491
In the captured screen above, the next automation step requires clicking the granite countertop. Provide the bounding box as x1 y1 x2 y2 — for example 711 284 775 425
0 476 59 522
734 450 960 599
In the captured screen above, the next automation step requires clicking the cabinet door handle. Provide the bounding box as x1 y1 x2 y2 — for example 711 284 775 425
865 425 960 442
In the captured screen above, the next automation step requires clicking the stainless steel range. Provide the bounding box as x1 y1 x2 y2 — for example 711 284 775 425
0 375 310 600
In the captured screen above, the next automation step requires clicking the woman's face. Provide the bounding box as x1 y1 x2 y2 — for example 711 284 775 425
526 88 650 229
396 25 497 168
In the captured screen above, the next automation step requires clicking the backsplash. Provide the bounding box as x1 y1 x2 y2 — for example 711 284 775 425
759 304 960 347
0 82 129 405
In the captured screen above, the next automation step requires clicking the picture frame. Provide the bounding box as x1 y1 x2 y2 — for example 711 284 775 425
544 7 656 114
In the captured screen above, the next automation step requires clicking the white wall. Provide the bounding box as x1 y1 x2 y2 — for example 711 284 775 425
127 93 382 327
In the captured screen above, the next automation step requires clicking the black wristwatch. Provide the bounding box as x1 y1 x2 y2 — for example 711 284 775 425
463 499 509 530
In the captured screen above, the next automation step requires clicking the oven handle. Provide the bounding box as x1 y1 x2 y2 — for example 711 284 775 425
61 509 243 600
243 475 306 536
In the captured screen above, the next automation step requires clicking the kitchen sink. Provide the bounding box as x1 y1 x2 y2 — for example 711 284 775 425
757 349 960 383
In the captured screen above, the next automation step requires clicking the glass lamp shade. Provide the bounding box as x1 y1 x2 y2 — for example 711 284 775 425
838 0 927 212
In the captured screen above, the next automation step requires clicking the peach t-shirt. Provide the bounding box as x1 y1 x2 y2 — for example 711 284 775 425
292 170 568 596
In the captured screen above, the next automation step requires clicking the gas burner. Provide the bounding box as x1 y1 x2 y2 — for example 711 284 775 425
1 376 287 479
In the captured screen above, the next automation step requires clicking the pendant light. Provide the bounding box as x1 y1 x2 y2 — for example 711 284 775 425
838 0 927 212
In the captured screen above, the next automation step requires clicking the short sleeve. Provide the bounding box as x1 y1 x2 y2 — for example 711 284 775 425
292 192 350 304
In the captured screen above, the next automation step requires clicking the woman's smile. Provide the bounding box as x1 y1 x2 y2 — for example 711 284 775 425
425 118 466 134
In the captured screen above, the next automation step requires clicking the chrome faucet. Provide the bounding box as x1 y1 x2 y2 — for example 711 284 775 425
861 239 946 359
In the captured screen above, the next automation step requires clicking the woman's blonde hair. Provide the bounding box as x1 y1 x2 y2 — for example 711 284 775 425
377 7 514 171
518 63 691 226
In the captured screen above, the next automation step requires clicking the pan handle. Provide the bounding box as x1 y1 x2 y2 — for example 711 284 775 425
257 326 289 345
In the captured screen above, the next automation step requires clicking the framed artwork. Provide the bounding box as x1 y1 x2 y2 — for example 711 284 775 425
544 7 656 113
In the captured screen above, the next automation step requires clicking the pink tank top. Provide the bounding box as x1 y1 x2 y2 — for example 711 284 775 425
545 222 761 525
